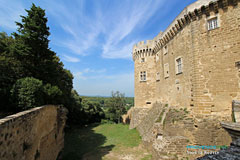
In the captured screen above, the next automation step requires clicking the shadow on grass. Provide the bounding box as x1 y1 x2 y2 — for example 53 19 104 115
61 123 114 160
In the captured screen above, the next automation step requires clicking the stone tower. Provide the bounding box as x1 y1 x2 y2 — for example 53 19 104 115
132 40 157 108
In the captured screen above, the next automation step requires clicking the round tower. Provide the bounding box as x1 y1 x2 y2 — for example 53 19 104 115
132 40 157 108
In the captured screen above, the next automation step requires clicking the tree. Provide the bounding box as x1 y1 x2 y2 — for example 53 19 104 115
11 77 44 110
105 91 127 123
0 32 24 111
81 99 105 124
13 3 52 79
10 77 62 111
12 3 73 107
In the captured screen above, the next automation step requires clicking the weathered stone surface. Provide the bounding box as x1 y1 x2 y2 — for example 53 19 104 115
0 105 68 160
133 0 240 118
129 107 149 129
131 0 240 159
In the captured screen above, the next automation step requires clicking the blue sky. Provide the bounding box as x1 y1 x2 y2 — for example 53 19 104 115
0 0 196 97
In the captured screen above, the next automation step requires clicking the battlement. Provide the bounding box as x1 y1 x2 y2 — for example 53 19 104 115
153 0 239 53
132 40 155 61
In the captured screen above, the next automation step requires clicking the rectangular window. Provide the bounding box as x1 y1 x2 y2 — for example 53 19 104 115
164 63 169 78
208 18 218 30
141 58 145 63
140 71 146 81
175 57 183 74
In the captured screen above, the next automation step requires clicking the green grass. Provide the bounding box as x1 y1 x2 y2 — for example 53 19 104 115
61 123 141 160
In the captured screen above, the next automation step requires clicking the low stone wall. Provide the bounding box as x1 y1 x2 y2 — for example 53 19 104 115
0 105 68 160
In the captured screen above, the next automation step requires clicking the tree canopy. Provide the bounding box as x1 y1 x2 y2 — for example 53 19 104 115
0 4 132 125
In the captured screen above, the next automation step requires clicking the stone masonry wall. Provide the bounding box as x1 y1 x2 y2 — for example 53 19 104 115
133 40 157 108
0 105 68 160
191 2 240 117
130 0 240 159
133 103 231 159
132 0 240 119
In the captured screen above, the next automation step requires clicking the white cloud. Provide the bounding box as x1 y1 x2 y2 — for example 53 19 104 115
101 0 166 59
63 55 80 62
40 0 166 59
0 0 26 30
102 42 135 59
73 68 107 80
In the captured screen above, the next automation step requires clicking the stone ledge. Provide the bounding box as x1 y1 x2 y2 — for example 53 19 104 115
221 121 240 141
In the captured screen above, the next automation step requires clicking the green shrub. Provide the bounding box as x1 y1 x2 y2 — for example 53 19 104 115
11 77 44 110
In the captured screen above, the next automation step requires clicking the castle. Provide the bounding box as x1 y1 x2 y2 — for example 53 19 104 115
130 0 240 159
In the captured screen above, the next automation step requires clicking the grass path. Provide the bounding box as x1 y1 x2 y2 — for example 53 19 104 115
61 123 152 160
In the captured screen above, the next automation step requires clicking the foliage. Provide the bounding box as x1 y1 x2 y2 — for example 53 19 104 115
0 4 73 115
11 77 44 110
0 3 131 126
105 91 127 123
0 32 24 111
81 96 134 109
10 77 62 110
81 100 105 123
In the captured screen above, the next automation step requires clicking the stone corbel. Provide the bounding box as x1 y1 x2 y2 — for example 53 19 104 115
167 32 172 39
177 20 183 29
197 9 202 18
187 12 192 22
181 18 186 26
172 26 177 34
175 24 180 31
213 1 219 13
205 5 210 16
222 0 229 9
191 11 197 21
232 0 238 6
160 39 164 46
184 15 190 24
169 29 175 37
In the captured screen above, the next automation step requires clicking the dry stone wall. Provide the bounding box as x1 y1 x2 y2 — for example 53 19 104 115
0 105 68 160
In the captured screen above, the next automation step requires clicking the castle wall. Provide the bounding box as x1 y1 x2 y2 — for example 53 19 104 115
131 0 240 159
133 0 240 120
0 105 68 160
155 24 193 108
191 5 240 117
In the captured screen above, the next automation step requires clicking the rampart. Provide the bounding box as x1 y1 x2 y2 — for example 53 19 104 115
0 105 68 160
